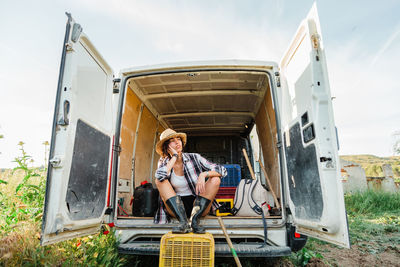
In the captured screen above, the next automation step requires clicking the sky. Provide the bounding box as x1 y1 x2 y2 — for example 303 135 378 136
0 0 399 168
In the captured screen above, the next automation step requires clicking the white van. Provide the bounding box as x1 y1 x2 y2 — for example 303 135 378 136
41 4 350 258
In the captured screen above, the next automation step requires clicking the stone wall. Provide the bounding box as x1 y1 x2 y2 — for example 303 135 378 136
340 160 368 193
381 164 399 193
341 160 399 193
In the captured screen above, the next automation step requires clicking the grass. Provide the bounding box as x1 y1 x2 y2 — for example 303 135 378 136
287 190 400 266
345 189 400 215
345 190 400 249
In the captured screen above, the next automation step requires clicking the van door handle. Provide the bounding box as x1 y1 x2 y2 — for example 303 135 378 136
58 100 70 126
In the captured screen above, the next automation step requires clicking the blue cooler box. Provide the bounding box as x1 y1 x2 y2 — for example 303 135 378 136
221 164 241 187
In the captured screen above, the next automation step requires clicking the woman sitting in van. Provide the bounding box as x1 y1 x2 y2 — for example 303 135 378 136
154 128 227 233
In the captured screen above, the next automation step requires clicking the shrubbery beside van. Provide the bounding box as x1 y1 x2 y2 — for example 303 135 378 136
41 4 350 258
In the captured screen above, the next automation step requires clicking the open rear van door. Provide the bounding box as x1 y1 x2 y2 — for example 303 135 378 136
279 4 350 248
41 14 115 245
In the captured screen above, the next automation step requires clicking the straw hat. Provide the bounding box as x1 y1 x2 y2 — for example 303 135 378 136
156 128 187 156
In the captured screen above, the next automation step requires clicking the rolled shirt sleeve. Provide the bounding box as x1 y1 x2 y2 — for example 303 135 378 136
155 158 171 182
196 154 227 178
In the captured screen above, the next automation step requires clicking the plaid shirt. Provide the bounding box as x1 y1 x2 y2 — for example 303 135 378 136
154 152 227 224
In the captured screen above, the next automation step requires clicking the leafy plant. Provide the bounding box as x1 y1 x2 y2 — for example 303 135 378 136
1 142 127 266
0 142 46 234
12 142 44 206
291 247 323 266
62 227 126 267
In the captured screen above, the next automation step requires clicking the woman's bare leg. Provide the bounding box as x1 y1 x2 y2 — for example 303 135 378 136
155 179 176 217
200 176 221 215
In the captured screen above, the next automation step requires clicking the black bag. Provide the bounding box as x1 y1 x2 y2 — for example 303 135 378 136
132 182 159 217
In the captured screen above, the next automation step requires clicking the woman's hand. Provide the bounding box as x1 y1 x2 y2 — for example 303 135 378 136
168 144 178 157
196 172 207 195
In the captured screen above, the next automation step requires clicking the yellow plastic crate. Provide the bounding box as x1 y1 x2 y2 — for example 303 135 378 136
159 232 214 267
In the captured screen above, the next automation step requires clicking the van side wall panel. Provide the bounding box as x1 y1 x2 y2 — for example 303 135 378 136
255 87 280 197
119 86 142 214
134 106 159 187
119 84 165 215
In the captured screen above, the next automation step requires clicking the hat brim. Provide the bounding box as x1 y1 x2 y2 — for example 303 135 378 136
156 132 187 156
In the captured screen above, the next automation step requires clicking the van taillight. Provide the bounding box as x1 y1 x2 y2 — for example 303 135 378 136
294 232 301 238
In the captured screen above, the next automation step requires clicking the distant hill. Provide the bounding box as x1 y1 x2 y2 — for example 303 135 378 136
340 154 400 178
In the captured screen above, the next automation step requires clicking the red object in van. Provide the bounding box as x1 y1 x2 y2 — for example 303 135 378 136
216 187 236 199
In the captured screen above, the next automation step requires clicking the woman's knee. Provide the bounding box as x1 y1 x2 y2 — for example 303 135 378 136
155 179 168 188
210 176 221 187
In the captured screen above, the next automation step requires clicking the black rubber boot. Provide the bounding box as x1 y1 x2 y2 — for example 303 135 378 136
166 195 191 233
190 196 211 234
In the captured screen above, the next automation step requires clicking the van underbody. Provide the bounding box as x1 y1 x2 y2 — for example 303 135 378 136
113 65 299 256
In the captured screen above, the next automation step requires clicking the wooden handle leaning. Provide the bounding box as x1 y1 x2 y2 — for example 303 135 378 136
217 217 242 267
242 148 256 180
258 160 281 210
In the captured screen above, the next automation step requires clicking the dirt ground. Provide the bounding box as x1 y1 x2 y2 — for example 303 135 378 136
305 234 400 267
214 232 400 267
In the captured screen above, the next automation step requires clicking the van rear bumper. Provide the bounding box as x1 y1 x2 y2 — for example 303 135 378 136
118 242 291 257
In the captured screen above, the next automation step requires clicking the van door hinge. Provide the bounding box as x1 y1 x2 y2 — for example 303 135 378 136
65 43 74 52
113 144 122 154
49 157 62 168
276 141 282 149
274 72 281 87
104 208 113 215
71 23 82 43
311 34 320 50
113 78 121 94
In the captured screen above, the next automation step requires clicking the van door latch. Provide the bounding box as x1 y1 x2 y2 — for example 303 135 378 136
320 157 334 168
319 157 331 162
57 100 70 126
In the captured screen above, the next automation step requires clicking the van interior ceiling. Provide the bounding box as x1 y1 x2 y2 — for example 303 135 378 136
116 70 280 217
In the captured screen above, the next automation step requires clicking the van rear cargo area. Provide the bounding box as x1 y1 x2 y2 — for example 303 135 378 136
116 68 281 219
